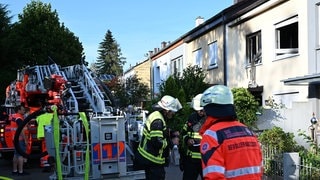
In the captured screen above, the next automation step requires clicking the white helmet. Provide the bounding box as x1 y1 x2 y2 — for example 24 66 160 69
200 85 233 107
191 94 203 111
157 95 182 112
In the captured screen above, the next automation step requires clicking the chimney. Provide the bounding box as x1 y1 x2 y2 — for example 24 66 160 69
161 41 167 49
148 50 153 57
234 0 245 3
195 16 204 27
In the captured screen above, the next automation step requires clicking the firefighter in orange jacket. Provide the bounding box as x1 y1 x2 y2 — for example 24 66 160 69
199 85 263 180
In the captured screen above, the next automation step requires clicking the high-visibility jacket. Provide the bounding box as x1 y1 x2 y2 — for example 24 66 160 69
200 116 263 180
36 113 53 139
10 113 25 141
137 111 168 165
181 112 205 160
36 113 53 168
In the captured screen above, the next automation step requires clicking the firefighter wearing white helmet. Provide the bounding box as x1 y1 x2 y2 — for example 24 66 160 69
199 85 263 179
180 93 206 180
200 85 235 118
134 95 182 180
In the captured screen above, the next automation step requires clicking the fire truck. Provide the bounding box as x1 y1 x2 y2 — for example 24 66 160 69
0 63 145 179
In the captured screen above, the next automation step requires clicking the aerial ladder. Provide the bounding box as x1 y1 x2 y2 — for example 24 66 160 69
3 62 145 179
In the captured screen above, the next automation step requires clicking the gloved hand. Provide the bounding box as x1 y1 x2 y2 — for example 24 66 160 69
179 158 184 171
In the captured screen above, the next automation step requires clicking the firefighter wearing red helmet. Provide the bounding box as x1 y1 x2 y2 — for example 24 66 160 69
199 85 263 179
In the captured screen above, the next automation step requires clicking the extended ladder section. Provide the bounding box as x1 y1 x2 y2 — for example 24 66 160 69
61 64 113 113
5 64 78 111
5 63 114 113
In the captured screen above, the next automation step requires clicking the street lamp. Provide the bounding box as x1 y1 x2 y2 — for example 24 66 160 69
310 113 318 142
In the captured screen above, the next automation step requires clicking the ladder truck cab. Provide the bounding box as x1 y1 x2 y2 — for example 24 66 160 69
2 63 145 179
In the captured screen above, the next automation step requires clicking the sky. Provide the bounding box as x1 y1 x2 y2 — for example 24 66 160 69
1 0 234 70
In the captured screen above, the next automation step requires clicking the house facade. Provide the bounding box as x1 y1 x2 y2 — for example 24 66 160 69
123 59 151 90
225 0 318 146
124 0 320 146
150 40 185 97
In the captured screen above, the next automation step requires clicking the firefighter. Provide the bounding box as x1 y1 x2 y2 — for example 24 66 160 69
11 105 30 176
199 85 263 179
36 109 53 172
134 95 182 180
180 93 206 180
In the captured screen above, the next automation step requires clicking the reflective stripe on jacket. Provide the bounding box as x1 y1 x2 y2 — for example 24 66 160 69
181 112 204 159
200 116 263 180
137 111 167 165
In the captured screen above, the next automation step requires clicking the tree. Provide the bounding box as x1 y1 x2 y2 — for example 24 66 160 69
0 4 15 103
0 1 85 103
125 75 149 106
178 65 208 102
157 65 208 131
95 30 126 76
7 1 84 66
109 75 149 108
0 3 12 64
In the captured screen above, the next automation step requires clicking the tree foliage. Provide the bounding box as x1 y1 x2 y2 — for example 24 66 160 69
232 87 259 128
156 65 208 131
95 29 125 76
0 4 16 102
0 4 12 62
0 1 85 103
7 1 84 66
179 65 208 102
108 75 149 108
125 74 150 105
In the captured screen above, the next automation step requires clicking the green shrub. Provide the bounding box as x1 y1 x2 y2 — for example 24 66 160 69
232 87 260 129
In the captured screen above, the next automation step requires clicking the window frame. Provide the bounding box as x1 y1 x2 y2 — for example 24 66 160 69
193 48 203 68
246 31 262 66
274 15 299 60
208 41 218 69
170 56 183 77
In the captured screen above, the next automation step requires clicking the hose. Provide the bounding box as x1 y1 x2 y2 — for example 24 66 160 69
13 109 48 159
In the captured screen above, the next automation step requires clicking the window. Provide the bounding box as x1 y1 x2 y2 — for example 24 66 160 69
275 16 299 59
171 56 183 76
208 41 218 68
246 31 262 65
193 48 202 67
317 4 320 47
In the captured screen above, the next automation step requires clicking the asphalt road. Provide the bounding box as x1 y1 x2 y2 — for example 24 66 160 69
0 155 51 180
0 153 186 180
0 153 269 180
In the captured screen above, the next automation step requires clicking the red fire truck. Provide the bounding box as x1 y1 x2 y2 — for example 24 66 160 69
0 63 144 179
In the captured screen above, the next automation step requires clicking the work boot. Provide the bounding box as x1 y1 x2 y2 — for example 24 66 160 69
18 171 30 176
42 166 52 173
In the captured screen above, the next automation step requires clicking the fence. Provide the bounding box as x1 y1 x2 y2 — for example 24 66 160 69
262 146 320 179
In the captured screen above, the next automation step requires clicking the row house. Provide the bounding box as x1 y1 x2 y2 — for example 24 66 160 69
123 59 151 90
227 0 320 147
148 0 320 147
